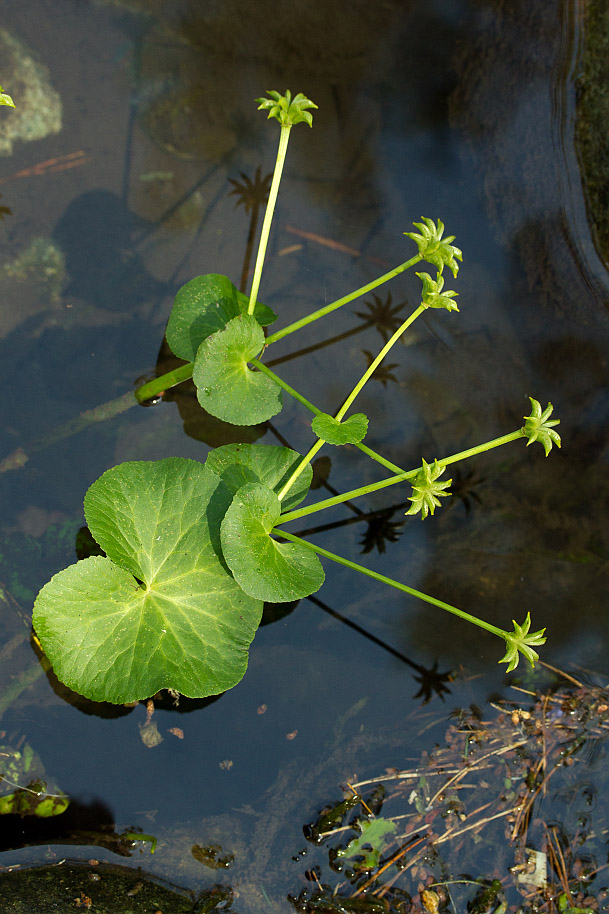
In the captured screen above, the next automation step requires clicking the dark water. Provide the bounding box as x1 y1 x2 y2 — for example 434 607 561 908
1 0 609 910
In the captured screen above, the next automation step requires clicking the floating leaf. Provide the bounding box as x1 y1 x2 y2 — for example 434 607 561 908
221 482 324 602
311 412 369 446
166 274 276 362
336 817 397 868
33 459 263 703
193 315 282 425
0 87 15 108
206 443 312 512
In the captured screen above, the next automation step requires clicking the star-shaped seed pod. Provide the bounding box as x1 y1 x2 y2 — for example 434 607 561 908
404 217 463 277
499 613 546 673
406 459 452 519
416 271 459 312
522 397 561 456
256 90 318 128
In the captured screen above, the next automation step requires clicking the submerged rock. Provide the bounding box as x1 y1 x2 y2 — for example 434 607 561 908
0 28 62 156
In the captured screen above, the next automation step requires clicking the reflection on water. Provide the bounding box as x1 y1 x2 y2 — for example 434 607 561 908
1 0 609 909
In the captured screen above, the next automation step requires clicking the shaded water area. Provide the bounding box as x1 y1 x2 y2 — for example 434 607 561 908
1 0 609 911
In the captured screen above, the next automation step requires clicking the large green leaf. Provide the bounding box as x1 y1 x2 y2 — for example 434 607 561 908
206 443 311 513
221 482 324 602
311 412 369 445
166 274 277 361
193 315 282 425
33 459 263 704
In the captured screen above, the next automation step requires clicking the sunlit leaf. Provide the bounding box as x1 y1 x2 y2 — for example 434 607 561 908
166 273 276 361
221 482 325 602
336 817 397 868
311 412 368 445
33 459 263 703
193 315 282 425
206 443 311 512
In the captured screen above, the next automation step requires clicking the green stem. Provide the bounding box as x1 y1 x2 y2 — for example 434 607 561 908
335 304 425 421
277 428 525 525
250 358 323 416
135 362 194 403
265 254 423 346
276 307 424 504
248 124 291 315
278 438 325 501
251 359 411 474
276 531 507 640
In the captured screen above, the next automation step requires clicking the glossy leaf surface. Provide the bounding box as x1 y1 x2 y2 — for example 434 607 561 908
166 273 276 362
311 412 369 445
193 315 282 425
33 459 262 703
221 482 324 602
206 443 311 512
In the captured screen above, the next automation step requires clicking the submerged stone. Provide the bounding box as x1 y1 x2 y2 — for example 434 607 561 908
0 28 62 156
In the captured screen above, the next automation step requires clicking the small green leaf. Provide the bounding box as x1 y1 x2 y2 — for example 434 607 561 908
522 397 561 456
33 459 263 703
206 443 312 512
256 89 318 128
336 817 397 868
0 87 15 108
311 412 369 446
404 217 462 277
221 482 325 602
166 273 276 362
406 458 451 519
416 271 459 312
193 315 282 425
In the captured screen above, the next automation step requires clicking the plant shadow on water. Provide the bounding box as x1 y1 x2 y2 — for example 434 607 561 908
2 0 609 911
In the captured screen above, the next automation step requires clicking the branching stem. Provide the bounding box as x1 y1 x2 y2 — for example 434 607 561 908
276 429 524 525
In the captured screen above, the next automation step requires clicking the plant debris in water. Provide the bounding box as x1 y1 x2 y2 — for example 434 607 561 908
293 675 609 914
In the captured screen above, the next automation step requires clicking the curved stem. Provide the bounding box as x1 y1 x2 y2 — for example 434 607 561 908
265 254 422 346
248 124 291 315
276 531 507 640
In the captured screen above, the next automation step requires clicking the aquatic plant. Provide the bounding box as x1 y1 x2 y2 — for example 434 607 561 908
0 85 15 107
32 90 559 704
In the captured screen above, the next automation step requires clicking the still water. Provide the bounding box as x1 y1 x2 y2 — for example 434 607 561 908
1 0 609 910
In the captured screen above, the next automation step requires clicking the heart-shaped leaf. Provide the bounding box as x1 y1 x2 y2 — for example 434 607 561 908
311 412 369 445
166 273 277 361
221 482 325 602
193 315 282 425
206 443 311 513
33 459 263 704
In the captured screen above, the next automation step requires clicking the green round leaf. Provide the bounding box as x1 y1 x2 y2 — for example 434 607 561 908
166 273 277 361
206 443 312 512
311 412 369 446
33 459 263 703
193 315 282 425
221 482 324 602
